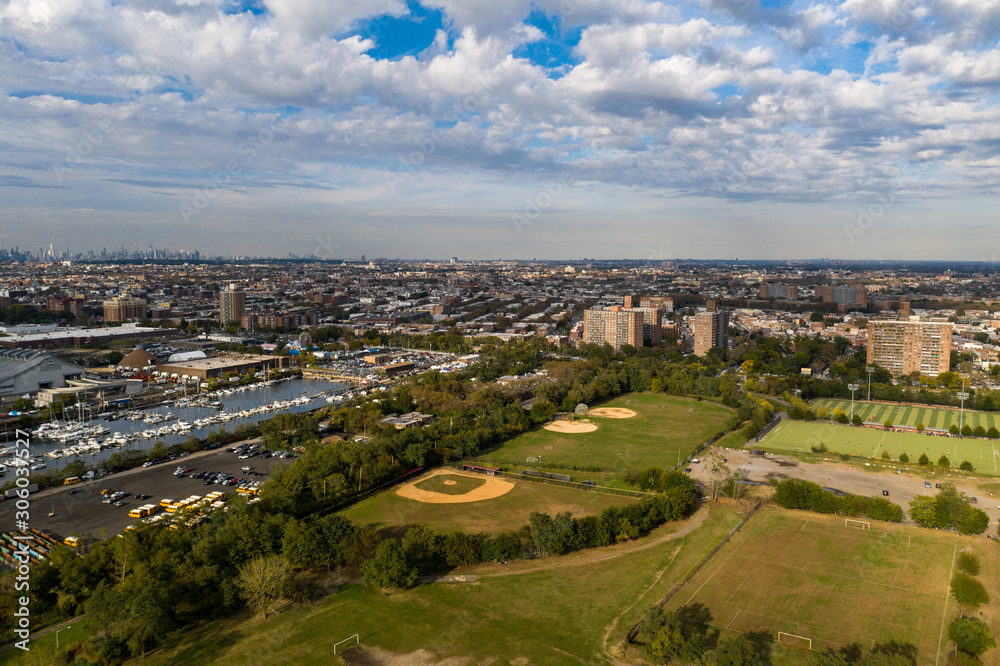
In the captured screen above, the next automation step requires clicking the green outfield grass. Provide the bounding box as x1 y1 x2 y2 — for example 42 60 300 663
757 420 1000 475
412 474 485 496
125 507 743 666
812 398 1000 433
662 507 965 665
477 393 734 471
341 475 638 535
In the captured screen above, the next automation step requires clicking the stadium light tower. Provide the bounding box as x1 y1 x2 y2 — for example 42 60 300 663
957 376 970 436
848 383 860 421
866 366 876 401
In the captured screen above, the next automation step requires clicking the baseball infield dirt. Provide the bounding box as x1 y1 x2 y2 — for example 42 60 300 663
396 468 515 504
587 407 637 419
543 420 599 433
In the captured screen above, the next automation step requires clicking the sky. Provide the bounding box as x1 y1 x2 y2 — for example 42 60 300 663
2 0 1000 260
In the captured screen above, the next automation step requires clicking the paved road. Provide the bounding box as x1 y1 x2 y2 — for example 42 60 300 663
0 439 288 542
687 449 1000 526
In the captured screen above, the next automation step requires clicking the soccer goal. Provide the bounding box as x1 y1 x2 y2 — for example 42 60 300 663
777 632 813 651
333 634 359 655
845 519 871 530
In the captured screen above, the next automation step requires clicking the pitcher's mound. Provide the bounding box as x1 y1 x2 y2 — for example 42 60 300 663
588 407 637 419
544 420 598 433
443 480 458 486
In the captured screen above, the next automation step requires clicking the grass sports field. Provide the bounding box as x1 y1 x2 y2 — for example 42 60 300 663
663 507 967 664
341 475 638 535
124 507 743 666
757 420 1000 475
478 393 734 471
813 398 1000 433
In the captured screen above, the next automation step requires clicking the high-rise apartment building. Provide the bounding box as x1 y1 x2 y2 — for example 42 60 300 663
693 303 729 357
583 307 644 350
867 320 952 377
817 285 868 309
103 296 146 323
639 296 674 313
758 284 798 300
220 283 246 325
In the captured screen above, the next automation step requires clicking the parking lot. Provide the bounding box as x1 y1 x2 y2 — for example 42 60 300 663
0 441 289 543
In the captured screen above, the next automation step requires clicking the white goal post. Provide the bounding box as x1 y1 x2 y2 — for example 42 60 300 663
845 519 871 530
777 632 813 650
334 634 359 655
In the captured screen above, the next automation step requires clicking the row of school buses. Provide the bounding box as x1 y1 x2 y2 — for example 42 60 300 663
121 488 260 534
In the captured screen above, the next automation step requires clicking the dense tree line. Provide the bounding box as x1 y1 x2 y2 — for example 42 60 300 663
772 479 904 522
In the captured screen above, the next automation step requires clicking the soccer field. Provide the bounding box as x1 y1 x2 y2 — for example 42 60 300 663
812 398 1000 433
757 420 1000 475
662 507 961 664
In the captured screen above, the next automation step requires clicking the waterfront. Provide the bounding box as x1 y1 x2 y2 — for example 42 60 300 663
4 378 348 472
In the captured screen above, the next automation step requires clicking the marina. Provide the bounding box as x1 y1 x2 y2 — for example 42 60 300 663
1 377 360 473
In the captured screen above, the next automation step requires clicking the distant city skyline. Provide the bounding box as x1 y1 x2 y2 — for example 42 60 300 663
3 1 1000 260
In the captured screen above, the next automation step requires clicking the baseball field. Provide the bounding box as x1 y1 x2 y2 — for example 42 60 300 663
756 420 1000 475
478 393 735 471
662 506 978 664
340 468 638 534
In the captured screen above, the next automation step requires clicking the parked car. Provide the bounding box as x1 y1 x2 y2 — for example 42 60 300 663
882 490 889 496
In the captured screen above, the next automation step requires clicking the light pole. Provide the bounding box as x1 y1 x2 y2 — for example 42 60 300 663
848 383 860 421
957 379 970 436
866 366 876 401
56 625 73 649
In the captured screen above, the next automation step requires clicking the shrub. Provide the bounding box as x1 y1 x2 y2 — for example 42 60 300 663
880 450 890 461
883 420 893 429
918 453 930 465
852 414 863 426
938 455 950 467
899 453 909 463
950 425 960 435
973 425 986 438
916 422 925 432
961 424 973 436
987 426 1000 439
960 460 974 472
837 412 849 424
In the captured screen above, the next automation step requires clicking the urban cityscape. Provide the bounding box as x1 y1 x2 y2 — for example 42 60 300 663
4 0 1000 663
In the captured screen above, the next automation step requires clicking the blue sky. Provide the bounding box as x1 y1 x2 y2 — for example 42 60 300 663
3 0 1000 259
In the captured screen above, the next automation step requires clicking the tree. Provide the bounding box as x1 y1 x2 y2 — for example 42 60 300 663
918 453 930 465
938 454 950 467
916 422 925 432
361 539 420 589
973 425 986 438
884 420 893 429
987 426 999 439
948 617 996 656
707 453 731 502
236 556 290 619
950 425 960 435
852 414 863 426
956 552 981 576
961 424 973 436
837 411 850 424
713 633 758 666
899 453 909 463
951 573 989 609
959 460 974 472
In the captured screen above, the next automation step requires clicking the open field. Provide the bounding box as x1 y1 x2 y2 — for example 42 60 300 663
813 398 1000 433
342 474 637 535
757 420 1000 475
662 506 973 665
125 507 742 666
478 393 734 471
